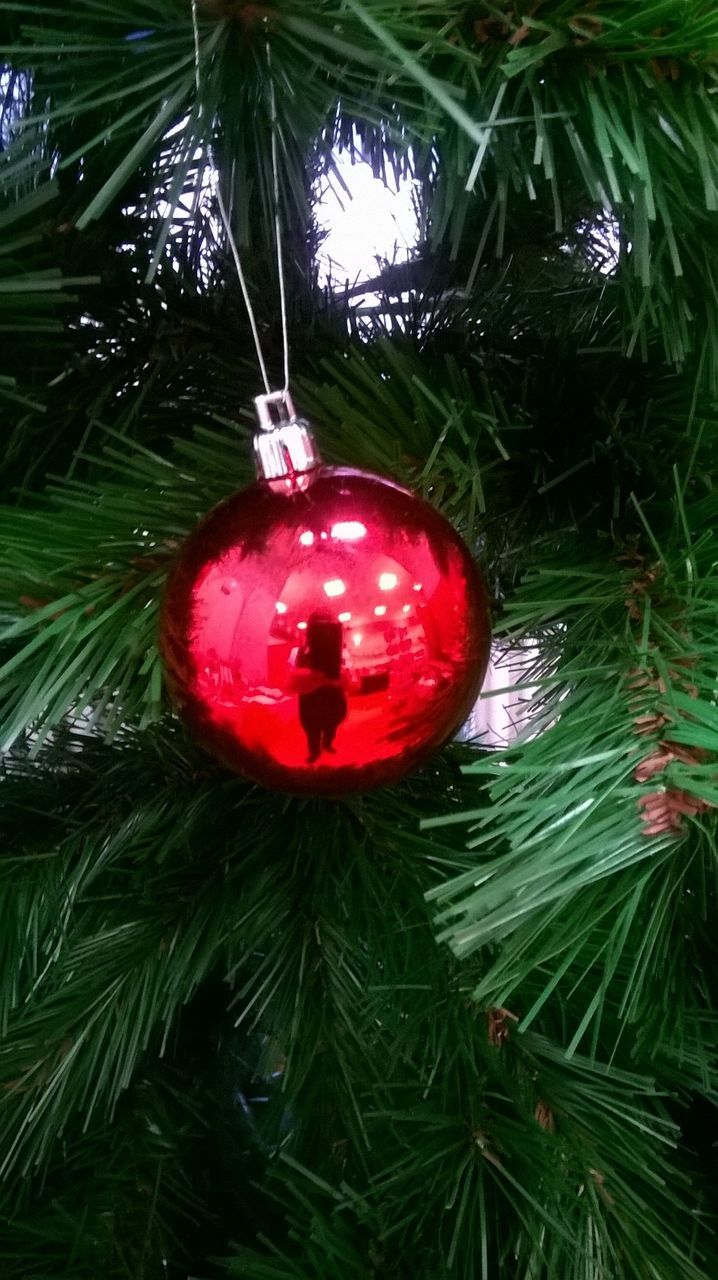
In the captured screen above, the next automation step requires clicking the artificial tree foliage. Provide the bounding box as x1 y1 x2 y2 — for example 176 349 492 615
1 2 717 1277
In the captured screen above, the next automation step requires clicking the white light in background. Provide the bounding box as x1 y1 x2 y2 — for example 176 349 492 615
315 144 419 296
565 214 622 276
0 68 30 149
457 645 543 749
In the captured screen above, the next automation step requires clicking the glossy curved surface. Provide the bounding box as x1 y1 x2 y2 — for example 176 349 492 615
160 467 491 794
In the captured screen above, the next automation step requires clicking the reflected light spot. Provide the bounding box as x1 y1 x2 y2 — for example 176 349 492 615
324 578 346 598
299 530 314 546
331 521 367 541
352 632 362 646
297 621 308 630
413 583 422 592
402 604 411 614
338 611 352 622
378 572 398 591
275 602 288 614
374 605 387 616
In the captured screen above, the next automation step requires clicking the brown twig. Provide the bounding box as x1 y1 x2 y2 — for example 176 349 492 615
486 1005 518 1047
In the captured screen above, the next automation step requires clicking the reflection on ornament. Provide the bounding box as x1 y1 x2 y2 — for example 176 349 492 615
331 521 367 541
160 392 491 794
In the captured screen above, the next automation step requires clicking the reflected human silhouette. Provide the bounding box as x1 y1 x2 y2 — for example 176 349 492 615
294 612 348 763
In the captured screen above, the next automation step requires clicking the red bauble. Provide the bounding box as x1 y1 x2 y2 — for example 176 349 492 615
160 467 491 794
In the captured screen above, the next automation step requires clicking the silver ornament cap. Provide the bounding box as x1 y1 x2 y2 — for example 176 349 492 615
253 390 321 493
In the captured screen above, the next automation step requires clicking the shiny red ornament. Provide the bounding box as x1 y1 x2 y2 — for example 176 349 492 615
160 412 490 794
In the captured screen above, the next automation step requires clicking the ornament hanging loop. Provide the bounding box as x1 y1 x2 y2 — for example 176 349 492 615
254 388 297 432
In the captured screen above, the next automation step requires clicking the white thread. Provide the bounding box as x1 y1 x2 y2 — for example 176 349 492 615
191 0 290 396
267 46 290 393
214 173 272 394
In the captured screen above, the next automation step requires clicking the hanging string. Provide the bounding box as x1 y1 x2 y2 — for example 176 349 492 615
191 0 292 397
214 174 272 394
267 47 290 394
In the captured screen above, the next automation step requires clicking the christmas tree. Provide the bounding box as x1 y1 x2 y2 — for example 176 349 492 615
1 2 717 1276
